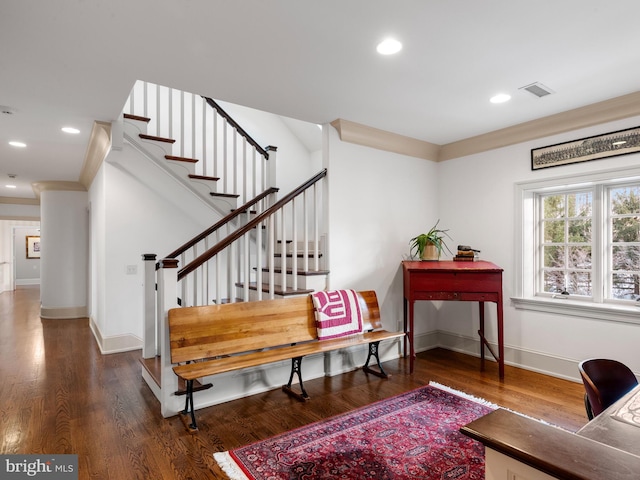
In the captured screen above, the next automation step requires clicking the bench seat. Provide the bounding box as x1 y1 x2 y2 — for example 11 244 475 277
168 290 404 431
173 329 404 380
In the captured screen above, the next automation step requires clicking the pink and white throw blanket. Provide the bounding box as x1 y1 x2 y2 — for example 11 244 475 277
311 289 363 340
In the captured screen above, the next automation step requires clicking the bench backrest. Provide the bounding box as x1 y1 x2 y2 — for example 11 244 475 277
168 290 382 364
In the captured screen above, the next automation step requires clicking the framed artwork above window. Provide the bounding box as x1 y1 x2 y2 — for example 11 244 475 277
531 126 640 170
26 236 40 259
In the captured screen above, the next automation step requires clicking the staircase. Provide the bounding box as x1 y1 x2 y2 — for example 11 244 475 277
122 81 329 417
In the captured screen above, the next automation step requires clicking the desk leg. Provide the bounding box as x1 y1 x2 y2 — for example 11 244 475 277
497 299 504 379
477 301 505 380
404 298 415 374
479 302 485 370
403 297 408 359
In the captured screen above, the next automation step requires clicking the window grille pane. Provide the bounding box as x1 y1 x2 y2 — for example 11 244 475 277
568 272 592 296
612 216 640 242
611 186 640 215
544 220 565 243
612 245 640 270
543 195 565 218
544 246 565 268
611 273 640 300
568 246 592 269
543 271 565 293
568 219 591 242
568 192 592 217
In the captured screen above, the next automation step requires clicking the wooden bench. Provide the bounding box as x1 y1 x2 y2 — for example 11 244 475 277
168 290 405 431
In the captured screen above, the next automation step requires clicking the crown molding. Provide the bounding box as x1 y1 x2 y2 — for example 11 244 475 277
331 91 640 162
439 90 640 161
330 118 439 161
0 196 40 205
31 181 86 198
79 120 112 189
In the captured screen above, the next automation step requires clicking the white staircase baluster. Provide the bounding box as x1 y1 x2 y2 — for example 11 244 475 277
280 208 287 293
314 183 319 271
303 190 309 273
292 198 298 290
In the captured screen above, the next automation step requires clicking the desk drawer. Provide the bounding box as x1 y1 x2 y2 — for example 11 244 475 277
414 291 499 302
410 272 501 293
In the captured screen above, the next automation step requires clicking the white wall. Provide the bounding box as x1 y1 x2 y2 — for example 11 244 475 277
89 149 214 351
325 126 441 340
14 226 41 285
40 190 88 317
437 115 640 380
0 218 41 292
218 101 322 192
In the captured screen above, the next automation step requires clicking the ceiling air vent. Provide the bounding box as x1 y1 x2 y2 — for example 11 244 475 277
519 82 554 98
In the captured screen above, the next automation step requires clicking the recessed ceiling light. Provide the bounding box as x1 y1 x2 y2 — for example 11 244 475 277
9 141 26 148
61 127 80 134
490 93 511 104
5 185 17 189
377 38 402 55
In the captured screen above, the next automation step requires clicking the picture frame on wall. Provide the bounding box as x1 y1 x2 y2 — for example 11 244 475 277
531 125 640 170
26 236 41 259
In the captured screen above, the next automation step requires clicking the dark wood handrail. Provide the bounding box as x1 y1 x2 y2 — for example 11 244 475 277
203 97 269 159
178 169 327 280
165 187 279 260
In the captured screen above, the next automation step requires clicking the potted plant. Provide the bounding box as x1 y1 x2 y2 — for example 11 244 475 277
410 220 453 261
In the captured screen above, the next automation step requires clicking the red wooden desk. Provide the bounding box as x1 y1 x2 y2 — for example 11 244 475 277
402 260 504 378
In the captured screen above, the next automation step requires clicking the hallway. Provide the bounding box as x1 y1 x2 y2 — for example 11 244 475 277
0 286 182 478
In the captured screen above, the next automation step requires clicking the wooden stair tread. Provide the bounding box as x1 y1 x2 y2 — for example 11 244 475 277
236 282 314 296
189 174 219 181
166 155 198 163
139 356 161 387
274 252 323 258
260 267 329 276
139 133 176 144
124 113 151 123
210 192 240 199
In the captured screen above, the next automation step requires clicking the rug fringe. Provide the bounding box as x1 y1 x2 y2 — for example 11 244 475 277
429 381 501 409
213 451 251 480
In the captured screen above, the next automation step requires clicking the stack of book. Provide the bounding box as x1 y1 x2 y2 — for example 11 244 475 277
454 245 479 262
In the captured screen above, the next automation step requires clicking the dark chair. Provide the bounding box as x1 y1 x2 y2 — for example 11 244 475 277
578 358 638 420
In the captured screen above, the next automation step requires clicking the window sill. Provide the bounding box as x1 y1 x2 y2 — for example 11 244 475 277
511 296 640 325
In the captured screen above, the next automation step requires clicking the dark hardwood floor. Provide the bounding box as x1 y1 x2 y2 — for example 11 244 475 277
0 286 588 479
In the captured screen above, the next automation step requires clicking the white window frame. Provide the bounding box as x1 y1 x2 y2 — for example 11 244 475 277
513 165 640 325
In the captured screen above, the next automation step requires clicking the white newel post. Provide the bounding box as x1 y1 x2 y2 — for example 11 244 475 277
157 258 182 417
266 145 277 190
142 254 157 358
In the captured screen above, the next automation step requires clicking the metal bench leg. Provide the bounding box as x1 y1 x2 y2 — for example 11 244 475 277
282 356 310 401
181 379 198 432
363 341 391 378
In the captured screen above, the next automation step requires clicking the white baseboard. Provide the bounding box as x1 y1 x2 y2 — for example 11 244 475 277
89 316 142 354
417 330 582 383
40 305 87 319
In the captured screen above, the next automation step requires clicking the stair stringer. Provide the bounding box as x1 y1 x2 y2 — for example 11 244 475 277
122 119 238 217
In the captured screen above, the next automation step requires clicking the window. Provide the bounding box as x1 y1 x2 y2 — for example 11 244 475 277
514 166 640 323
609 185 640 301
539 190 593 298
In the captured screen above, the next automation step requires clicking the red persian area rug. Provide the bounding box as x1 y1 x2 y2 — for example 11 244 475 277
214 382 497 480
